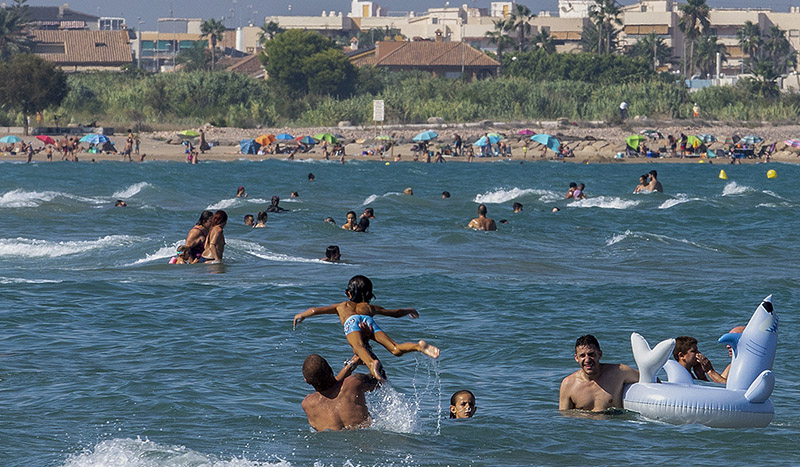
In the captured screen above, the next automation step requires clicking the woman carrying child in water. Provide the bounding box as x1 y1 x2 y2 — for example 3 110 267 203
293 275 440 381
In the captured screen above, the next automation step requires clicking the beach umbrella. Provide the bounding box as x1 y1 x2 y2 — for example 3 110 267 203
178 129 200 138
697 134 717 144
740 135 763 145
314 133 338 144
486 132 503 143
517 129 535 136
36 135 56 145
79 134 109 144
721 135 740 145
413 130 438 142
626 134 647 150
531 133 561 153
298 136 316 145
686 135 702 149
473 136 489 147
0 135 22 143
640 129 663 139
784 139 800 148
239 139 260 155
255 134 275 146
375 135 393 142
275 133 294 140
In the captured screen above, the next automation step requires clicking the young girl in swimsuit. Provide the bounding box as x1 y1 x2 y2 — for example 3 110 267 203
293 275 440 381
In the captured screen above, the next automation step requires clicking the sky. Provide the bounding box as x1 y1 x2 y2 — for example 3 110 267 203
33 0 799 31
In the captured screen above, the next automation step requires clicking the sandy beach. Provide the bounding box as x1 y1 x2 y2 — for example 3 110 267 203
3 120 800 164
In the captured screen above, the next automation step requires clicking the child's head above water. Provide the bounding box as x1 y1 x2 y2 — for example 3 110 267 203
346 275 375 303
450 390 476 419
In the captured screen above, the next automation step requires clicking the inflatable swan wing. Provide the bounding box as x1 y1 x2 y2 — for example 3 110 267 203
623 295 778 428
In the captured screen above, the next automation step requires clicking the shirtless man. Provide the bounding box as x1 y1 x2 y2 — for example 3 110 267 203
674 335 721 382
559 335 639 411
301 354 379 431
468 204 497 231
646 170 663 192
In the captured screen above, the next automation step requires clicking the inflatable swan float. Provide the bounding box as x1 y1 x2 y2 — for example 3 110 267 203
623 295 778 428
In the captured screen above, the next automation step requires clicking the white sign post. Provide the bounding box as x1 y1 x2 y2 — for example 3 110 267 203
373 99 385 122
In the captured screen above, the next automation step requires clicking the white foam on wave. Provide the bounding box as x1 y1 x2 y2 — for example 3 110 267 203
367 384 420 434
207 198 240 210
606 230 633 246
658 194 701 209
0 276 62 284
0 189 102 208
0 235 140 258
571 196 639 209
62 437 289 467
112 182 151 199
605 230 719 251
722 181 753 196
474 187 543 204
128 243 181 266
362 192 402 206
230 239 323 263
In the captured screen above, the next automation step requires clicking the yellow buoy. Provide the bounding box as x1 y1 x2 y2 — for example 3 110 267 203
698 159 705 164
767 169 777 179
719 169 728 180
385 162 390 165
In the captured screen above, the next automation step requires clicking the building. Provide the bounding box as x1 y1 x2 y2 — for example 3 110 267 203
29 29 132 71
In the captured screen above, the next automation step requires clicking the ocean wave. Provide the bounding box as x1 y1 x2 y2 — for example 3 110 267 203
0 276 62 284
0 189 102 208
722 181 754 196
474 187 544 204
231 239 323 263
62 437 290 467
658 194 701 209
367 384 420 434
207 198 240 210
362 192 402 206
605 230 719 251
128 243 181 266
571 196 639 209
0 235 140 258
112 182 151 199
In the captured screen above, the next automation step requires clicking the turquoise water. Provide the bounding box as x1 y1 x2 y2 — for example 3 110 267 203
1 158 797 466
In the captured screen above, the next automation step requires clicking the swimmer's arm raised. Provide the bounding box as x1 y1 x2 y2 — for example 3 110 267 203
293 304 339 327
371 306 419 319
336 355 361 381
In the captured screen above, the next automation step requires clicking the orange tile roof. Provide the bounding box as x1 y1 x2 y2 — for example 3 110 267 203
623 25 669 35
373 41 499 68
550 31 582 41
30 30 132 66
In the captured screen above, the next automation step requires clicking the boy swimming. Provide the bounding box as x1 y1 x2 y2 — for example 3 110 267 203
293 275 440 381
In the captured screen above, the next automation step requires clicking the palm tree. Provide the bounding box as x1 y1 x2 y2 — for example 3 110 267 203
743 58 780 98
258 20 284 48
533 29 556 54
736 20 761 72
200 18 225 71
589 0 623 55
626 32 672 71
581 21 619 54
763 26 795 74
485 20 514 57
678 0 710 77
503 3 536 52
176 41 210 71
0 0 31 61
693 35 727 78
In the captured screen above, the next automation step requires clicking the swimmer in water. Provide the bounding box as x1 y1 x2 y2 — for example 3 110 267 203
254 211 267 228
308 173 315 182
322 245 341 262
293 275 440 381
512 202 523 213
244 214 254 227
450 390 476 419
442 191 451 199
634 174 650 193
236 186 247 198
114 200 127 207
342 211 357 230
266 195 287 213
468 204 497 231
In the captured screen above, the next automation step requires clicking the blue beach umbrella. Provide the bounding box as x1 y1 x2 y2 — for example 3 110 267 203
740 135 763 145
0 135 22 143
473 136 489 147
530 133 561 153
239 139 261 154
298 136 316 145
413 130 438 142
697 134 717 144
275 133 294 140
79 134 109 144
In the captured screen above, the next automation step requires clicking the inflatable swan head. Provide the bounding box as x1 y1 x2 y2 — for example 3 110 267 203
719 295 778 391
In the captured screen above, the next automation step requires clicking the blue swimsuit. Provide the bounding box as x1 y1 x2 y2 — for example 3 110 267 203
343 314 382 336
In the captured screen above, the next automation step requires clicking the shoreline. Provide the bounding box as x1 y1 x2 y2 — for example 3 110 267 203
2 121 799 164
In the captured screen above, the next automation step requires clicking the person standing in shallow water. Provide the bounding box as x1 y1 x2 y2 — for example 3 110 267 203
468 204 496 231
201 210 227 262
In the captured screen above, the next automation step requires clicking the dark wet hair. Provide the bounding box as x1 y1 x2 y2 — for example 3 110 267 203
291 191 299 197
114 199 126 207
196 210 214 226
442 191 451 198
210 210 227 227
575 334 601 351
640 174 649 182
512 202 522 211
346 275 375 303
271 195 280 205
302 354 336 391
326 245 341 261
478 204 488 216
324 217 336 224
346 210 356 219
257 211 268 223
363 207 374 217
244 214 254 222
578 183 585 190
569 182 577 188
649 170 658 178
449 390 475 419
357 217 370 232
308 173 315 180
673 336 698 360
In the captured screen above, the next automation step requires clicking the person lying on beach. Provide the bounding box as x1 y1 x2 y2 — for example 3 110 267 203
634 174 650 193
293 275 440 381
450 390 476 419
559 334 639 412
468 204 497 231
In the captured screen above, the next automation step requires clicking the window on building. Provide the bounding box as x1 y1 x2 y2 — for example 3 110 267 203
32 42 66 54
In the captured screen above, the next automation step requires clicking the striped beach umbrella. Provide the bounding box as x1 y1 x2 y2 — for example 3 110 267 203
784 139 800 148
697 134 717 144
740 135 763 145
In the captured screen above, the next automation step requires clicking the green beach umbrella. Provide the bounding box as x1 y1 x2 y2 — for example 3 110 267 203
314 133 338 144
178 129 200 138
626 134 647 150
686 135 702 149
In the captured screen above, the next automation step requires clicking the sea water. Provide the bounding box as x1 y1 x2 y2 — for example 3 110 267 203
0 157 797 466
